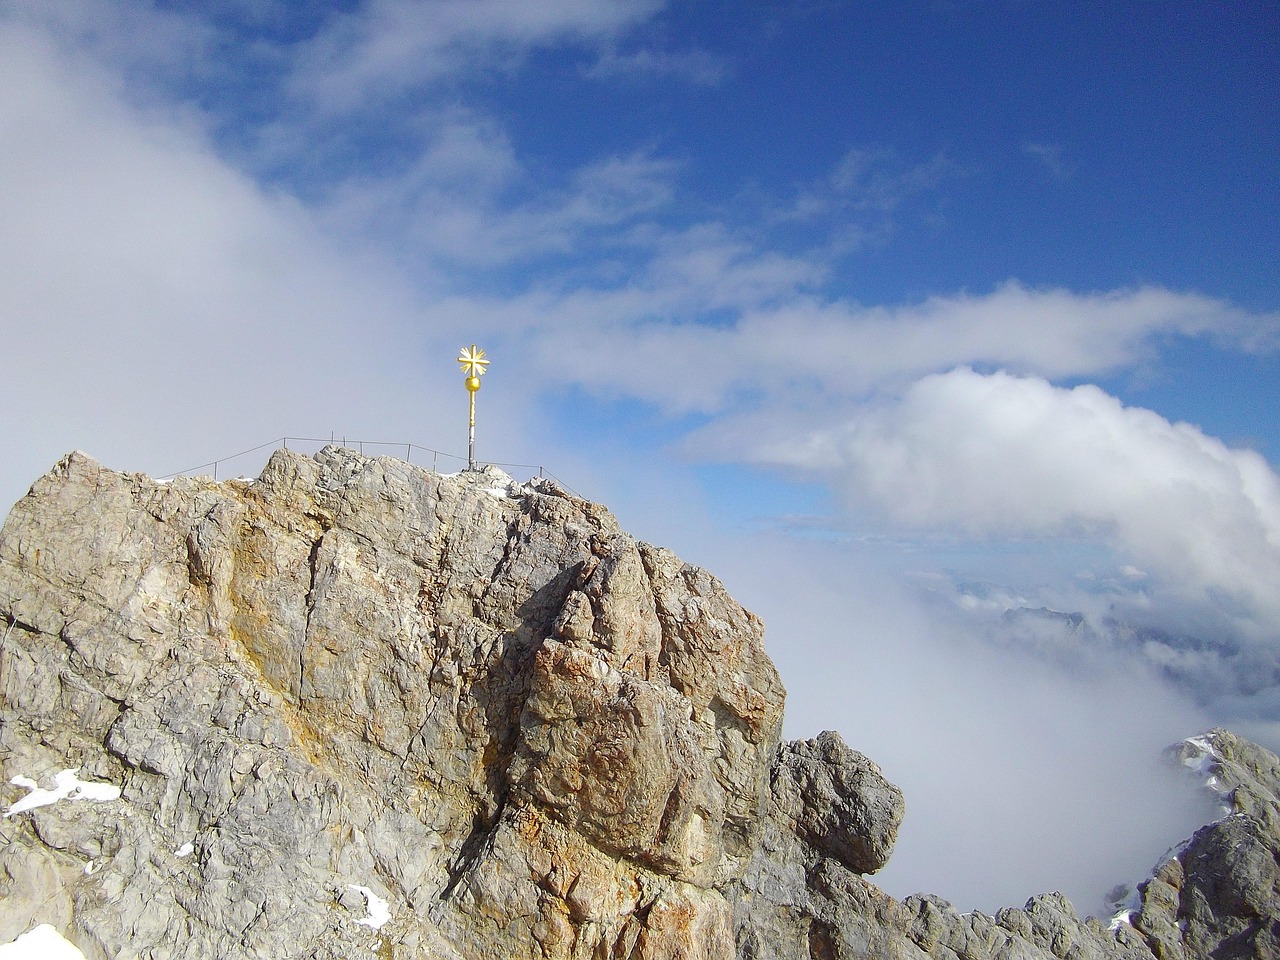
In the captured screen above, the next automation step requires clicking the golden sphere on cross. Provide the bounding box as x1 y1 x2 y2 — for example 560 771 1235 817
465 375 481 393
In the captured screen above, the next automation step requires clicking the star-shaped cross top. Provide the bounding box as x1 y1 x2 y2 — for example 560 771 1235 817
457 344 489 378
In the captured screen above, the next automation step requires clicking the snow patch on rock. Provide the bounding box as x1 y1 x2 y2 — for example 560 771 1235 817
348 885 391 930
4 769 121 818
0 925 87 959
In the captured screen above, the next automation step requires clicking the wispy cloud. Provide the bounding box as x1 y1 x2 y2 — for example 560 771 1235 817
288 0 666 111
584 45 727 85
1023 140 1071 179
320 136 680 270
1 0 219 83
508 279 1280 412
776 146 963 251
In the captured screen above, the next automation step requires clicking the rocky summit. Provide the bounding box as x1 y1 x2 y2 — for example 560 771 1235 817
0 447 1277 959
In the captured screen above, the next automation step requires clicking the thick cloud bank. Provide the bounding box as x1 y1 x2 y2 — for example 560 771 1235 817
811 369 1280 619
746 368 1280 730
711 535 1218 916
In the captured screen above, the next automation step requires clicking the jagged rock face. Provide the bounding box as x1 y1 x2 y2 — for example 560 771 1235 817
0 447 896 959
737 731 1280 960
5 449 1280 960
1129 731 1280 960
735 724 1280 960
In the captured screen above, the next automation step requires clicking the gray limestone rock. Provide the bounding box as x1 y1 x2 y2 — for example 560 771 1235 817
1128 730 1280 960
2 448 1280 960
0 447 792 959
771 730 904 875
731 727 1280 960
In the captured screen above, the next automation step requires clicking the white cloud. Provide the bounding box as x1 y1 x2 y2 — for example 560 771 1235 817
754 282 1276 391
0 19 483 513
705 533 1218 915
509 278 1279 416
748 367 1280 629
2 0 216 85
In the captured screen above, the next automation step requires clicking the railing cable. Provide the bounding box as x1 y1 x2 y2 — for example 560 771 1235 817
157 437 580 498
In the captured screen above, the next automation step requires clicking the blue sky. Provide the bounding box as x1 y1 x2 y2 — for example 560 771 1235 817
1 0 1278 915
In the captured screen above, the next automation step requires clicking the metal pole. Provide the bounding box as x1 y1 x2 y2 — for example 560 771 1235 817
468 391 477 470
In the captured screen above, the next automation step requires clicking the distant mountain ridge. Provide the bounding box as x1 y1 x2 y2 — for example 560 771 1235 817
1 447 1277 959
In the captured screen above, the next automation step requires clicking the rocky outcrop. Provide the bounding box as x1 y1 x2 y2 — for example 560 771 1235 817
1 448 1278 960
733 728 1280 960
0 447 890 959
1126 731 1280 960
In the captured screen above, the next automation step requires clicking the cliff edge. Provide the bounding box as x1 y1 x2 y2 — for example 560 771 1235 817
0 448 1276 959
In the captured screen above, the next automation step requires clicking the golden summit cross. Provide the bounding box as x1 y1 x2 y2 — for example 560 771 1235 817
458 344 489 470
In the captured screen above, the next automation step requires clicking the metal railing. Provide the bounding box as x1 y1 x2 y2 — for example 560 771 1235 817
157 436 579 496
